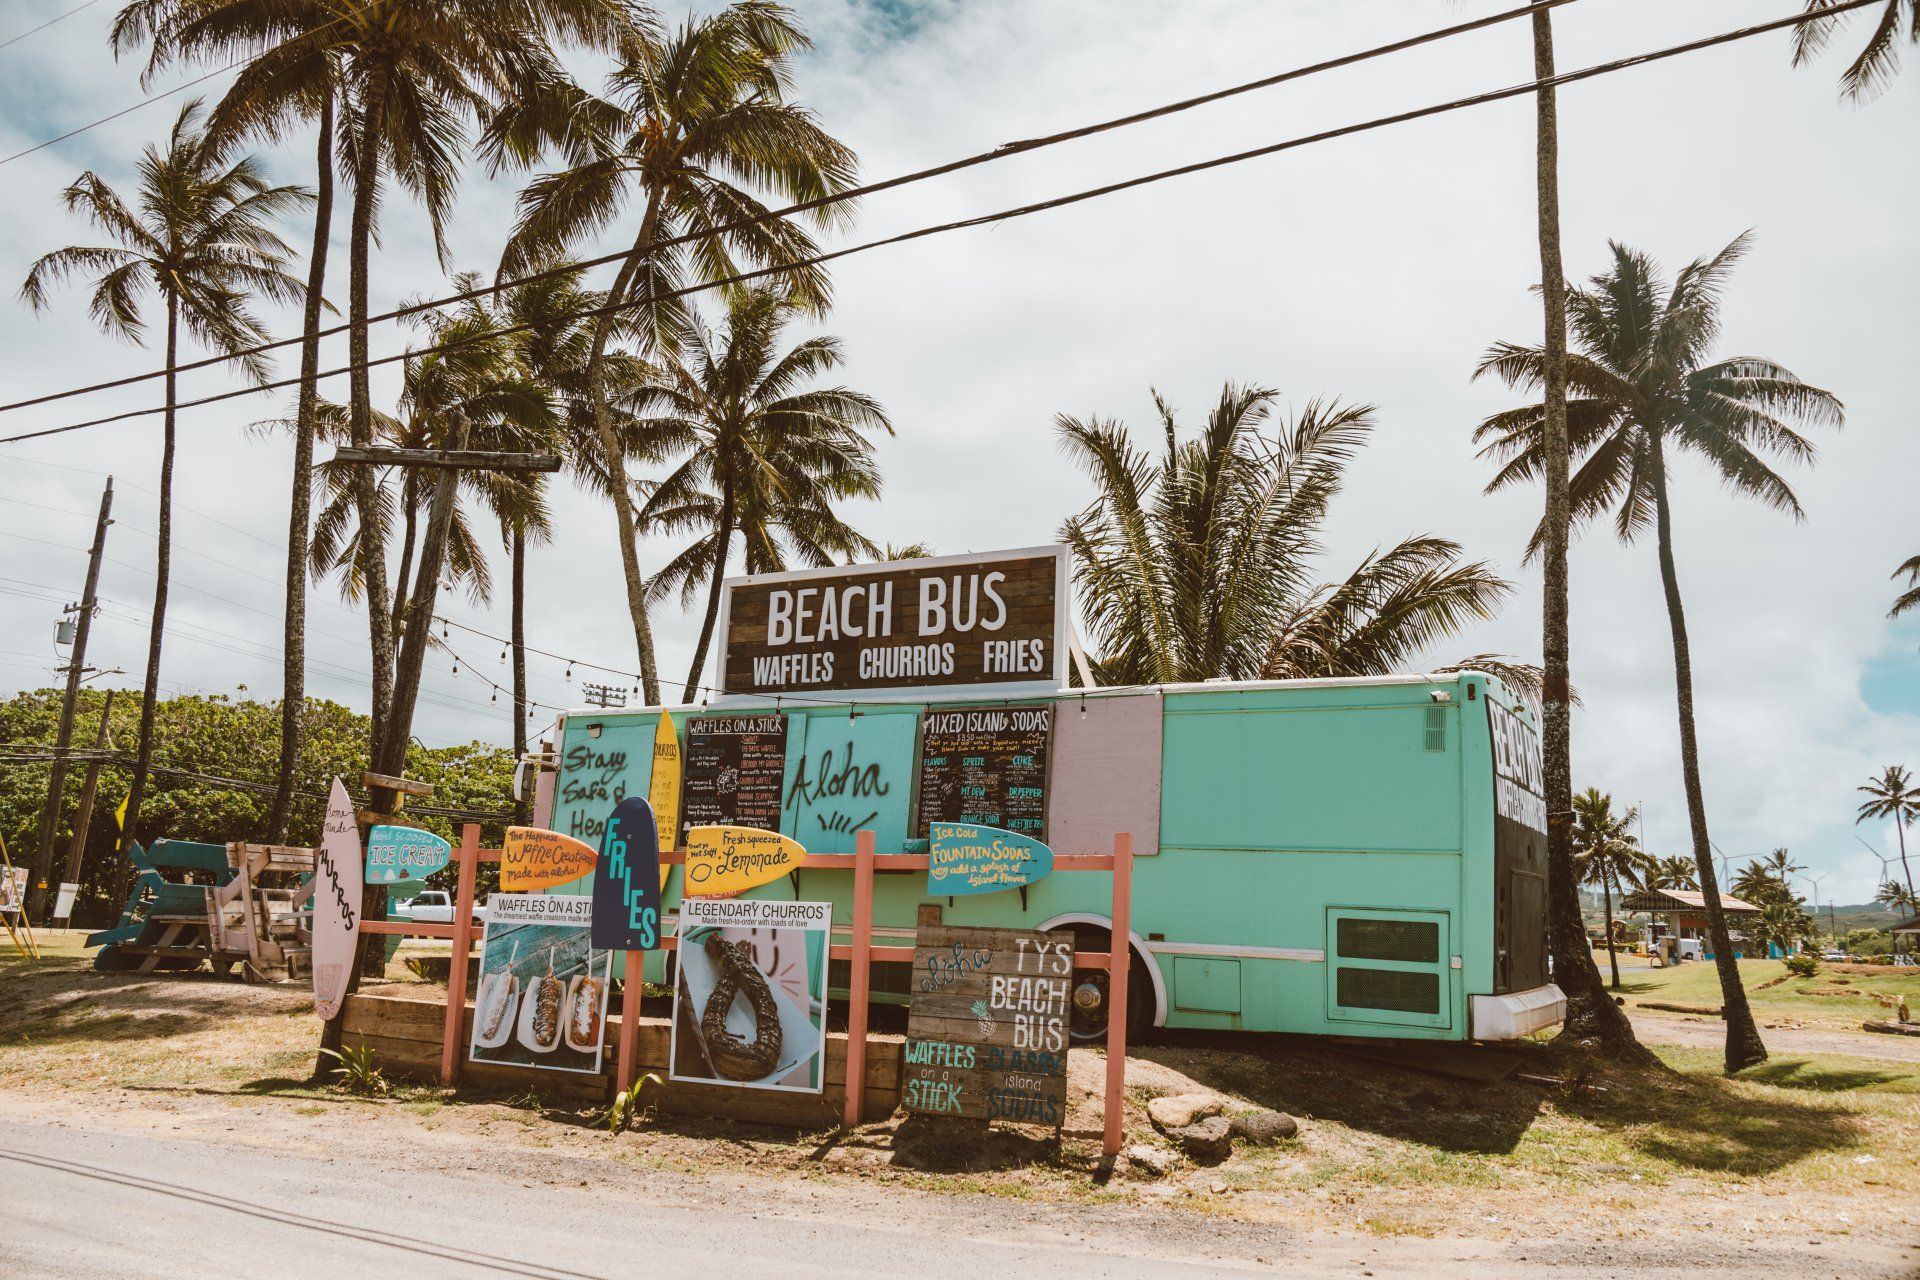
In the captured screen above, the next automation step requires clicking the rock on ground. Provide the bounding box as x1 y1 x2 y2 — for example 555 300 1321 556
1230 1109 1298 1144
1147 1092 1223 1132
1169 1115 1233 1164
1123 1143 1178 1178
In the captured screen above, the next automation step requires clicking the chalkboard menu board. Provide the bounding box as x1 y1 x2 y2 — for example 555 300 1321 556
904 921 1072 1125
681 714 789 839
915 704 1051 840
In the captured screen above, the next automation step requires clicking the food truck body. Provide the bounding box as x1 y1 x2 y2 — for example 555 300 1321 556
546 670 1562 1045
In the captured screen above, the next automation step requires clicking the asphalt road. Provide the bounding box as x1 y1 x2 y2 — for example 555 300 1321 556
3 1117 1913 1280
0 1119 1296 1280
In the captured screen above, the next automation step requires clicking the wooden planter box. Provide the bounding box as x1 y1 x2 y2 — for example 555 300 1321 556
341 990 904 1126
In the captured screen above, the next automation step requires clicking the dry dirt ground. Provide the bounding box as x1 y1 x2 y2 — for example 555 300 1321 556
4 938 1919 1275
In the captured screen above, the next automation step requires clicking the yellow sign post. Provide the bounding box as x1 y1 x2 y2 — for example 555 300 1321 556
650 713 681 852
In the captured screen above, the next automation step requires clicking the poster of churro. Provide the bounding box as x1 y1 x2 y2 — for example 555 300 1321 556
669 898 831 1094
468 894 613 1075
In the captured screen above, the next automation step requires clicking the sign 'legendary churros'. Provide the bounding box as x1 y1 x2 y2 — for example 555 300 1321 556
714 547 1067 697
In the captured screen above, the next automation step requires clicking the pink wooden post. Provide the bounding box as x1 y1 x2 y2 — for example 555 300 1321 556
842 828 876 1129
1103 831 1133 1157
439 824 480 1086
617 950 643 1093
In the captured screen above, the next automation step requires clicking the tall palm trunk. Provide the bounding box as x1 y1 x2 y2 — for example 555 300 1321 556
585 210 664 703
389 474 420 647
347 80 395 761
1602 867 1620 989
1896 810 1914 900
380 417 468 776
510 522 530 827
1530 11 1646 1059
119 295 180 862
269 93 334 843
682 487 735 701
1648 438 1766 1072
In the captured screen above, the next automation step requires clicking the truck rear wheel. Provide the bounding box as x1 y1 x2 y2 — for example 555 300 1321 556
1051 924 1152 1044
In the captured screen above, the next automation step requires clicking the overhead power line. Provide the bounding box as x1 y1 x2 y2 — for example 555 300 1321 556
0 0 375 167
0 0 1577 417
0 0 1880 450
0 0 104 55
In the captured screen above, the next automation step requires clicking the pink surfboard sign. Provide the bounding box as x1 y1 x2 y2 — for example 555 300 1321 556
313 777 363 1021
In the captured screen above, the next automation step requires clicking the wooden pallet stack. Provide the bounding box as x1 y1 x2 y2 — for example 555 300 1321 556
207 843 315 982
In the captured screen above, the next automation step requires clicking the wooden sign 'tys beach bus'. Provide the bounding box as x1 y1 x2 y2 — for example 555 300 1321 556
904 919 1073 1125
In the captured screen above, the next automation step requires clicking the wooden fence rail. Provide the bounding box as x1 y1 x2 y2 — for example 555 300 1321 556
347 824 1134 1156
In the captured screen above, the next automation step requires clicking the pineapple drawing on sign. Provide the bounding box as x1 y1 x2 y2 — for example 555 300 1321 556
971 997 994 1039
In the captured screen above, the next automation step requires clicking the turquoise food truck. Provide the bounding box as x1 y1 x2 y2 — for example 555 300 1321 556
541 669 1562 1047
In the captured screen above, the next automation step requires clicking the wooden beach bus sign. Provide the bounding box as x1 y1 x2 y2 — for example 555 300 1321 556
927 823 1052 896
714 546 1068 697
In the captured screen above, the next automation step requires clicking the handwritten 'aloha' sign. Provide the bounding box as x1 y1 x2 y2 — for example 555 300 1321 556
501 826 597 892
927 822 1053 896
365 824 452 884
683 825 807 897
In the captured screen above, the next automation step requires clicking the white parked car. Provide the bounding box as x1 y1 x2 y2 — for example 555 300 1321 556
395 890 486 925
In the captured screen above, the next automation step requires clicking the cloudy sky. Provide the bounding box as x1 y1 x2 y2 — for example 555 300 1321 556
0 1 1914 905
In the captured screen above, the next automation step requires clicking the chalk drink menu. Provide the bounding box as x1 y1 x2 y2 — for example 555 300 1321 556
915 704 1051 840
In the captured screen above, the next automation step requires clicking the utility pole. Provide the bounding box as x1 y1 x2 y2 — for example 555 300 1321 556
53 689 115 925
29 478 112 924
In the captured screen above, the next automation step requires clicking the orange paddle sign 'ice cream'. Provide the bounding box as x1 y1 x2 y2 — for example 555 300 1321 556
683 826 807 897
502 826 598 892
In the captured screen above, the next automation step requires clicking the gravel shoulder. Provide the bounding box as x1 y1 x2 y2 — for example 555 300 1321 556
1629 1012 1920 1063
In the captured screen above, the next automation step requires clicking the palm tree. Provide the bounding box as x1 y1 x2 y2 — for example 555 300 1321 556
628 287 889 700
1475 234 1843 1073
1058 384 1510 688
1732 850 1802 907
1571 789 1654 989
118 0 631 776
1893 557 1920 617
1522 5 1646 1064
1793 0 1917 99
1876 879 1918 917
22 100 308 875
1638 854 1700 894
1753 899 1816 958
112 1 342 843
1859 765 1919 898
496 1 859 704
307 292 560 658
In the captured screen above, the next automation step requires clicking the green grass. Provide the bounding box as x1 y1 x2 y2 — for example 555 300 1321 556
1615 957 1920 1029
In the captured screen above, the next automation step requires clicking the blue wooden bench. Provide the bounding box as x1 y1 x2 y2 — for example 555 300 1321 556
87 838 237 973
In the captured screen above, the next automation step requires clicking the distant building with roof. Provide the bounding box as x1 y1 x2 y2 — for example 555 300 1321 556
1618 887 1763 960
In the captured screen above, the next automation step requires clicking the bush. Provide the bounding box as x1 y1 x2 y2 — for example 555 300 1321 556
1782 953 1820 979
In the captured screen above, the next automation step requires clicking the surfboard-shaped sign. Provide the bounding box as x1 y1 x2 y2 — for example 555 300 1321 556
313 778 363 1021
365 824 452 884
592 796 663 950
682 825 807 897
927 822 1053 896
650 713 681 851
501 826 597 892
